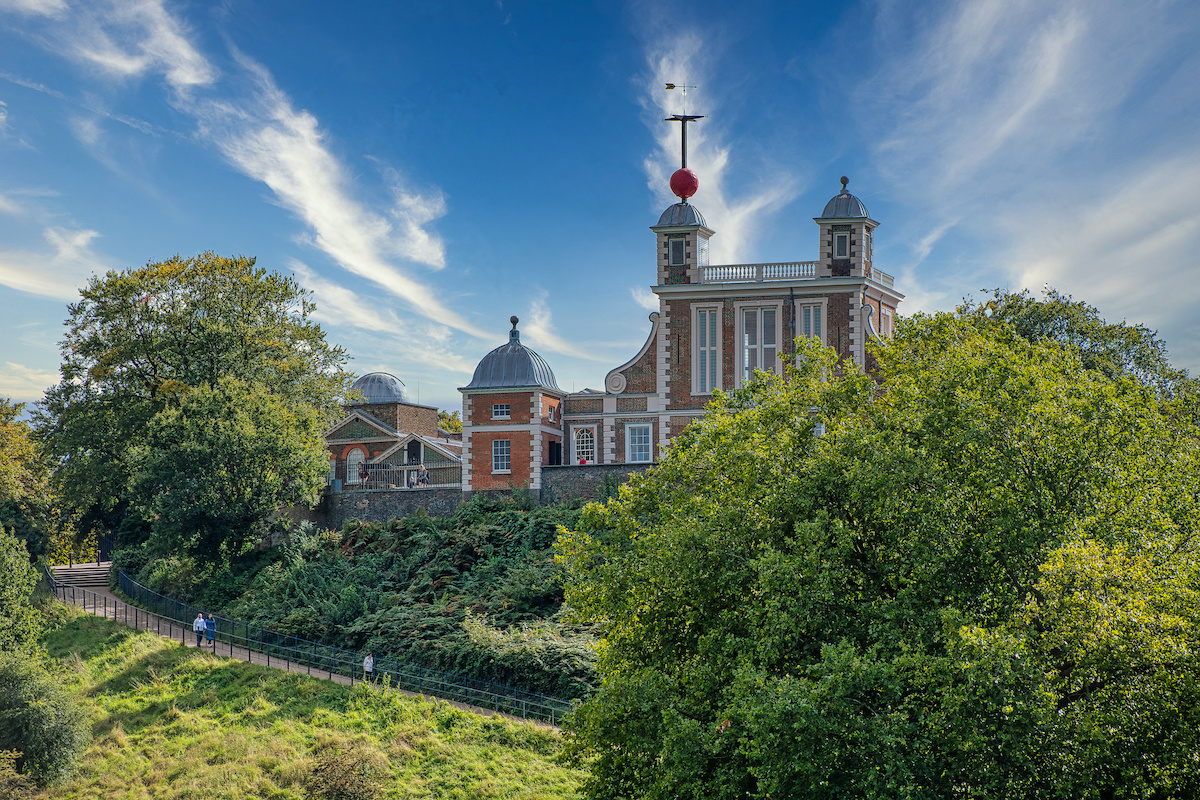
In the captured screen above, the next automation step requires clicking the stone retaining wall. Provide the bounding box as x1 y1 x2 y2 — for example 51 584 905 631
538 463 654 504
286 464 657 529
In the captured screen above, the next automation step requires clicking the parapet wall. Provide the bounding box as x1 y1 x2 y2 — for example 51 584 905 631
290 463 657 529
538 463 654 504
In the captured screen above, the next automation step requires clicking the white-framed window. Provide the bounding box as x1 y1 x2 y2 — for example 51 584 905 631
546 404 556 423
692 304 721 395
573 426 596 465
626 423 652 463
864 229 872 262
669 238 686 267
834 232 849 259
698 237 709 267
738 303 781 386
346 448 366 484
798 302 824 342
880 307 893 337
492 403 510 419
492 439 511 473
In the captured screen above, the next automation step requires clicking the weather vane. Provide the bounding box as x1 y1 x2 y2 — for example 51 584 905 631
664 83 703 169
664 83 703 202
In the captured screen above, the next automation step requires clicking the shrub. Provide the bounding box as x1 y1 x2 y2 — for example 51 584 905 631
0 653 89 785
0 749 34 799
304 740 387 800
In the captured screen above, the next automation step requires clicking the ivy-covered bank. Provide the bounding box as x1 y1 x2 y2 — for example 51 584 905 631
116 494 596 700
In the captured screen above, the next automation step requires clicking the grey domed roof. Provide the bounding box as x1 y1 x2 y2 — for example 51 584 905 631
655 202 708 228
818 177 870 220
350 372 408 403
463 317 561 392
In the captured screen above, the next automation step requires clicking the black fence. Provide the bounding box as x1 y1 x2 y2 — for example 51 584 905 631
89 570 572 725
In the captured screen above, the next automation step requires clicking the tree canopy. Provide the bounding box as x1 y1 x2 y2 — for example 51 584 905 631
557 309 1200 799
35 253 352 559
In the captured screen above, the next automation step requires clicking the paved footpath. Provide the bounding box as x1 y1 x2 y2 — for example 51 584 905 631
53 577 553 728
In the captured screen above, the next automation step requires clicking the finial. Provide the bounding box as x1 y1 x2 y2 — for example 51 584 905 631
510 315 519 329
509 315 520 342
840 176 849 193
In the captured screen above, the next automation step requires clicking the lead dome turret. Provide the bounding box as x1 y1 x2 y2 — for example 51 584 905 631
462 316 561 391
350 371 408 403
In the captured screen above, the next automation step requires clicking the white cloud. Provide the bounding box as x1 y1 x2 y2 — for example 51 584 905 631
62 0 216 91
853 0 1200 374
289 260 477 376
0 226 104 299
521 292 606 361
629 285 658 311
0 0 66 17
638 30 798 265
189 56 479 336
2 0 484 339
998 154 1200 361
0 361 59 403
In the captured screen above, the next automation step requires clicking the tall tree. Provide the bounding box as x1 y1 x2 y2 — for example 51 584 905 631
35 253 352 557
557 314 1200 800
963 287 1195 396
0 399 54 561
0 527 39 652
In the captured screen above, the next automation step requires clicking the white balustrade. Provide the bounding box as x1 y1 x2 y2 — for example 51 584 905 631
699 262 818 283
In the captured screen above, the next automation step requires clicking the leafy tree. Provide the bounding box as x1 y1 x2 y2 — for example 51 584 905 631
130 378 333 560
438 409 463 433
963 287 1195 396
0 400 54 561
35 253 352 557
0 527 40 652
557 315 1200 800
0 653 89 785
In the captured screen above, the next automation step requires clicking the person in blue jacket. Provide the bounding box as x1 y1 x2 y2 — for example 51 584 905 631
205 614 216 648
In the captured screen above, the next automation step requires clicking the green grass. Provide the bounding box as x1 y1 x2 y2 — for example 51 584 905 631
34 608 585 799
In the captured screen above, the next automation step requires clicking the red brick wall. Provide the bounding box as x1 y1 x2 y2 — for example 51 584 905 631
541 394 564 427
467 392 533 426
826 292 853 361
616 396 648 412
469 431 532 491
618 342 658 394
398 404 439 437
563 397 603 415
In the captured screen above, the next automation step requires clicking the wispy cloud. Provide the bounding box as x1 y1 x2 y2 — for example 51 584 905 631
0 360 60 403
521 291 605 361
1000 153 1200 364
0 226 104 298
637 30 798 265
854 0 1200 364
1 0 487 339
289 260 477 376
0 0 67 18
629 285 658 311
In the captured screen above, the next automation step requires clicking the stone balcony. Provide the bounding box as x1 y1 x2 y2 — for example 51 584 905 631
698 261 894 288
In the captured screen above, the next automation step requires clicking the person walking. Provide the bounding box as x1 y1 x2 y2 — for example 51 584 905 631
363 651 375 684
205 613 216 650
193 612 206 647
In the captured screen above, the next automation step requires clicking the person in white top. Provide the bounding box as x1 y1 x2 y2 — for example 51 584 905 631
363 652 375 683
193 613 206 647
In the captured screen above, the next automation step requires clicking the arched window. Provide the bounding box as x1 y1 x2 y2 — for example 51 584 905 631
574 427 596 465
346 448 366 483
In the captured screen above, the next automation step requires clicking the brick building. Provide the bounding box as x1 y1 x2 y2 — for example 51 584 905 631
458 175 904 491
326 371 463 490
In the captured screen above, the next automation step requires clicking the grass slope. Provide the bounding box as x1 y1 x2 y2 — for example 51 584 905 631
35 609 584 799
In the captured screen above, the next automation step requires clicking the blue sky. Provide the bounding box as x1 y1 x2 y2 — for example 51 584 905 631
2 0 1199 414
